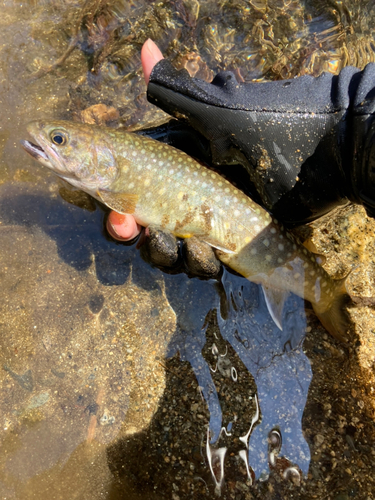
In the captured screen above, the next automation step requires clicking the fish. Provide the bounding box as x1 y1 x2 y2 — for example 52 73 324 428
21 120 350 341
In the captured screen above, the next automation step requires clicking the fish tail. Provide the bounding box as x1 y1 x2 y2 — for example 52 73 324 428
312 277 351 342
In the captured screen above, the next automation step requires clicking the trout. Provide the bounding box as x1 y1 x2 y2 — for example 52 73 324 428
22 120 350 341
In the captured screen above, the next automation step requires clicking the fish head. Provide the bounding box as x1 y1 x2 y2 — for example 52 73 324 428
21 120 119 195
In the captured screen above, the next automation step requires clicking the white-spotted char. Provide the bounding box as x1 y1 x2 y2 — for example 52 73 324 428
22 121 350 341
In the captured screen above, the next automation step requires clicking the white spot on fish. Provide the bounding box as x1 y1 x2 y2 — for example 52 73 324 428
278 244 284 251
250 248 257 255
263 239 270 247
265 255 272 261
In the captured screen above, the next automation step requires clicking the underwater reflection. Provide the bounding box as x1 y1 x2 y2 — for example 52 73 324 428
165 268 312 493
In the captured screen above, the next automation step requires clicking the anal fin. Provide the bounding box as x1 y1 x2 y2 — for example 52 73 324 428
261 285 290 331
202 236 236 254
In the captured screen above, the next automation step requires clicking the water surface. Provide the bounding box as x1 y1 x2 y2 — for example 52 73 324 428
1 1 375 499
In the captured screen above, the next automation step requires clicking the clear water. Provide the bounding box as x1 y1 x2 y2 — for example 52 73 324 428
0 1 375 499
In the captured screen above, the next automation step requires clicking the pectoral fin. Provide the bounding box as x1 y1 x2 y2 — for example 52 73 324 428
97 189 139 214
261 285 290 331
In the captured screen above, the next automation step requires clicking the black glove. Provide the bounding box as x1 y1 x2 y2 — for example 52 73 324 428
139 227 221 280
147 60 375 225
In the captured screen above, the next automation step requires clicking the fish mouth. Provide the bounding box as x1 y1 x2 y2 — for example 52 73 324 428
21 137 78 179
21 139 51 166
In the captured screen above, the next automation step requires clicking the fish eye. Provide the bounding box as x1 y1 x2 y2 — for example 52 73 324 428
50 131 68 146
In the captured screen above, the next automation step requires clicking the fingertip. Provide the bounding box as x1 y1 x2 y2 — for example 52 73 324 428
107 212 141 241
141 39 164 84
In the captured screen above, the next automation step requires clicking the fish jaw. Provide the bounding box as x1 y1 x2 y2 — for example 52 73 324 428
21 139 53 169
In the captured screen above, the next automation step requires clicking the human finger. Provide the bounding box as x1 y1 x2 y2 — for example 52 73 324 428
141 38 164 84
106 211 141 241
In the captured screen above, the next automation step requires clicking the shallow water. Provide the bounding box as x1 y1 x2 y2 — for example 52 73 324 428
1 1 375 499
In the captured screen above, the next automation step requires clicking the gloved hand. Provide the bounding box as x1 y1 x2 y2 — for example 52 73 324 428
108 39 375 275
147 54 375 225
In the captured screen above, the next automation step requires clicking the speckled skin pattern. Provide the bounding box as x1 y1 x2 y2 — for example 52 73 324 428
23 120 348 340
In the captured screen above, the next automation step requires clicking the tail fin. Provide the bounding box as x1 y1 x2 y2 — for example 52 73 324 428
312 278 352 342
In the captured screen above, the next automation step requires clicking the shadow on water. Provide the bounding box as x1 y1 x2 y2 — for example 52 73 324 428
106 275 312 499
0 184 162 289
0 183 312 498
